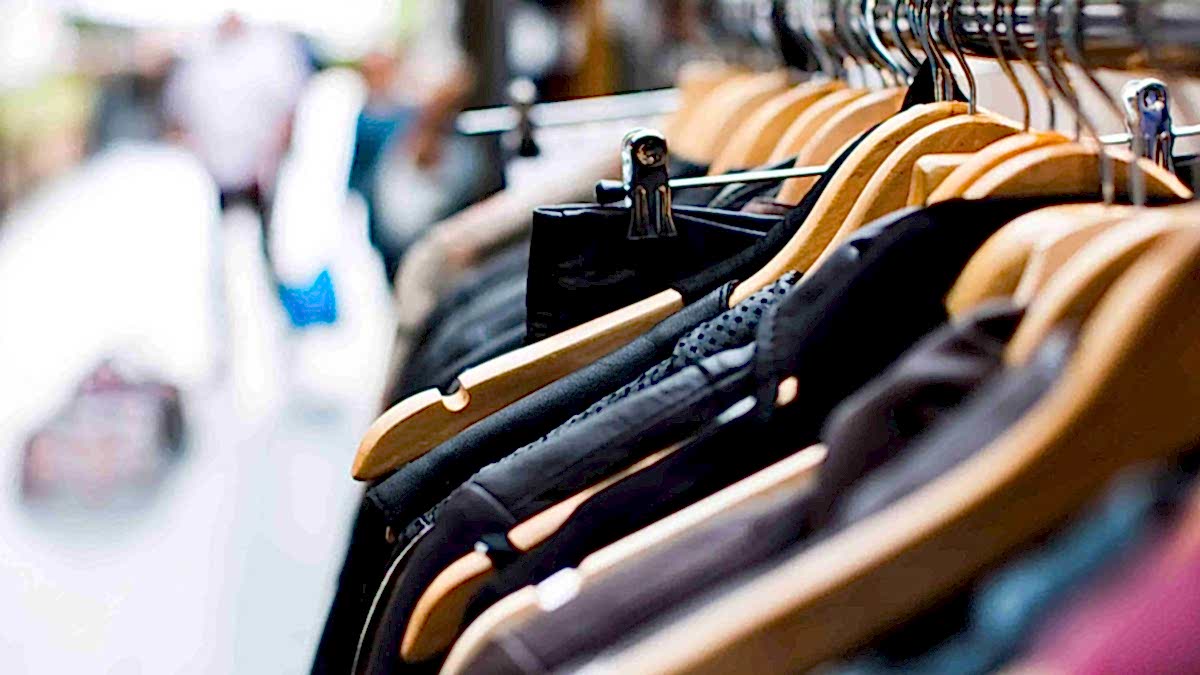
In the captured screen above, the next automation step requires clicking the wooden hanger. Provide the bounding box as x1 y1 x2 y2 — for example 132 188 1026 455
1006 211 1198 363
945 204 1117 317
907 153 971 206
398 445 681 662
666 72 759 161
662 62 745 138
671 71 792 165
729 100 968 305
434 445 828 673
1010 205 1138 304
708 80 844 174
813 109 1024 266
926 132 1070 203
962 143 1192 201
766 87 871 163
776 87 907 204
354 291 682 479
589 225 1200 675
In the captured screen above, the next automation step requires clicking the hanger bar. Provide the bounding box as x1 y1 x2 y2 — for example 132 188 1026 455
455 88 680 136
1099 123 1200 146
670 164 832 189
595 163 830 205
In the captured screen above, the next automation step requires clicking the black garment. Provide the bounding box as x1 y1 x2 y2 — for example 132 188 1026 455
369 194 1065 674
383 242 530 406
358 280 796 674
399 276 527 396
465 328 1071 675
312 499 391 675
524 204 779 342
458 303 1024 638
315 283 733 671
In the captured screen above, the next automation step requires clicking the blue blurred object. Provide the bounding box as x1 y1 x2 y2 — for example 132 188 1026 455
277 269 339 327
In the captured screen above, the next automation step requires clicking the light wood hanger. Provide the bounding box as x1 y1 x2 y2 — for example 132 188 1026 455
907 153 971 206
589 225 1200 675
962 143 1192 201
766 87 870 163
399 445 680 662
708 80 845 174
927 132 1070 203
354 291 681 479
662 62 745 138
815 109 1024 265
1006 211 1198 362
1009 205 1138 304
945 203 1119 316
729 100 968 305
667 72 759 161
776 88 907 204
436 445 828 674
672 71 792 165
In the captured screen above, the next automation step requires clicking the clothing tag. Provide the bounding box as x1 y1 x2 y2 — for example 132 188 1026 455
476 532 521 567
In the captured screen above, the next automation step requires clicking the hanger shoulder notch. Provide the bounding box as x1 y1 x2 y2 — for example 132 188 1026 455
598 227 1200 675
353 290 682 480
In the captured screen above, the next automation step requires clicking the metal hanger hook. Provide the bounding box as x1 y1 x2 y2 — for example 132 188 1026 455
942 0 978 113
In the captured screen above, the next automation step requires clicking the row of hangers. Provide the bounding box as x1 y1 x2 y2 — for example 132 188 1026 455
354 0 1200 672
353 0 1196 482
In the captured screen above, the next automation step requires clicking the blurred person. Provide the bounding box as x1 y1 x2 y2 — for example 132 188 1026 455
348 50 419 283
163 13 310 231
348 8 477 283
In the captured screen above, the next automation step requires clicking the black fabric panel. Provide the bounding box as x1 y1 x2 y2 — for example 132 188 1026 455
360 484 518 675
311 499 391 674
525 204 778 343
399 277 527 397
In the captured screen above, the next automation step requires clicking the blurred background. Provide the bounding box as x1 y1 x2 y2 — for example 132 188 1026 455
0 1 692 672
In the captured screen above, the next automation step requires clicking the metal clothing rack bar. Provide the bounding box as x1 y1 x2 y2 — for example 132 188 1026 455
669 164 832 189
455 88 680 136
1100 123 1200 146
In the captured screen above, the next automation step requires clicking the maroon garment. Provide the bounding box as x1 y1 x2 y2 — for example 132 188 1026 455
1021 506 1200 674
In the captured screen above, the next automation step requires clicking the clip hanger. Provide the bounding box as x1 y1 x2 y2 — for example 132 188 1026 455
1121 78 1175 172
614 128 677 240
595 127 828 238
